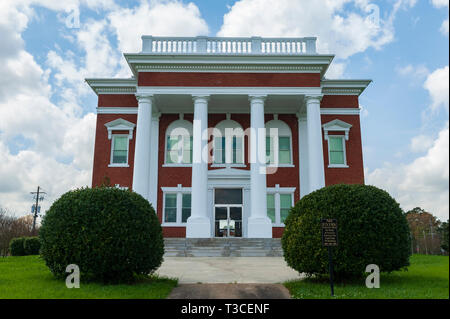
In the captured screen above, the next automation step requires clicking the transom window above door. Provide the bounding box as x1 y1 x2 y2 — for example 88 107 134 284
213 119 245 165
165 118 193 165
214 188 243 205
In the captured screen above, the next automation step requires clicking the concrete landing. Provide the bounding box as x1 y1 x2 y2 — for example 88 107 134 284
168 283 291 299
156 257 303 284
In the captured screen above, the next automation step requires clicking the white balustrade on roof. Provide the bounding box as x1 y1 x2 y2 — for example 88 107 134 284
141 36 317 55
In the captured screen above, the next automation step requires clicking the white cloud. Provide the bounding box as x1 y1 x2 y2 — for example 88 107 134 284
0 0 209 217
0 138 92 217
431 0 449 35
217 0 410 61
431 0 449 8
440 18 449 35
326 62 347 79
396 64 429 80
424 66 449 112
108 1 209 53
367 65 449 221
367 123 449 221
410 134 435 152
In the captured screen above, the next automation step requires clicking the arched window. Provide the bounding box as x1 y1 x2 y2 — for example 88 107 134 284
213 119 245 165
265 118 292 165
165 119 193 165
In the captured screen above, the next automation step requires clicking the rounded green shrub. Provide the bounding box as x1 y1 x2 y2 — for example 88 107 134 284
39 187 164 283
9 237 26 256
282 184 411 279
24 237 41 255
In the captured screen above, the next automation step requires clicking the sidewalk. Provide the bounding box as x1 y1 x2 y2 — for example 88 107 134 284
168 283 291 299
156 257 303 284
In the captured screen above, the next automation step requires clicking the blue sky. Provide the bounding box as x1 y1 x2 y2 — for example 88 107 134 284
0 0 448 221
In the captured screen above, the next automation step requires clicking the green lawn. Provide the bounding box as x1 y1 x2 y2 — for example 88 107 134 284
284 255 449 299
0 256 177 299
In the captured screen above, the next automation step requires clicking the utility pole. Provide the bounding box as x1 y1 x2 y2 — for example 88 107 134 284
423 230 428 255
430 220 434 254
30 186 46 233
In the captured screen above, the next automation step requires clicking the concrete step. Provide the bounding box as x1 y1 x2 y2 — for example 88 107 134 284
163 238 284 257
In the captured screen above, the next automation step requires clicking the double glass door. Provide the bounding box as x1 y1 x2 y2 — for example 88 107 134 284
215 206 242 237
214 188 243 238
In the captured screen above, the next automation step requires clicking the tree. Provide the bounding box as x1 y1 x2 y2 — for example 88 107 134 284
405 207 442 255
437 221 449 254
0 207 38 257
282 184 411 279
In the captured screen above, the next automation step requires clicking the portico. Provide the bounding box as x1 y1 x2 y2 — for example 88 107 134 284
87 35 370 239
131 91 326 238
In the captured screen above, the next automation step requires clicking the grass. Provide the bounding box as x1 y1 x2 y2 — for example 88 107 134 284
0 255 178 299
284 255 449 299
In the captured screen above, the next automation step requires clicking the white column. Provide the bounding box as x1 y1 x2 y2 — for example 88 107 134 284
186 95 211 238
148 112 161 209
133 95 153 198
305 95 325 193
297 113 309 198
248 95 272 238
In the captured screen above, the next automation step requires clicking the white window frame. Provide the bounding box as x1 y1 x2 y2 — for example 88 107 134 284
267 185 295 226
322 119 352 169
161 185 192 226
265 117 294 167
327 135 348 168
163 118 193 167
109 134 130 167
211 118 246 167
105 118 135 168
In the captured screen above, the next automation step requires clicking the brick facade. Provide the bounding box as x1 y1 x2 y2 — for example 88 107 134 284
92 96 364 239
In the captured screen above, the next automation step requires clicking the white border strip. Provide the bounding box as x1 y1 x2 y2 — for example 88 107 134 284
320 108 360 115
136 86 322 95
97 107 138 114
97 107 360 115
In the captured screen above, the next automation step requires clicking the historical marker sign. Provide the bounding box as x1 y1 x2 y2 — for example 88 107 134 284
321 219 338 247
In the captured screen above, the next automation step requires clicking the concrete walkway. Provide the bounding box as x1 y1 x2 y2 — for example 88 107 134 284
168 283 291 299
156 257 303 284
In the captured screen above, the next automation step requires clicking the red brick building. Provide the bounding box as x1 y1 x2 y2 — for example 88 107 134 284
86 36 370 239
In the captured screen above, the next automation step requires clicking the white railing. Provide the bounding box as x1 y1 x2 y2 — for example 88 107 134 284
141 36 317 55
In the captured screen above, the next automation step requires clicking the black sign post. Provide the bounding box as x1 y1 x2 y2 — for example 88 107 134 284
321 219 338 297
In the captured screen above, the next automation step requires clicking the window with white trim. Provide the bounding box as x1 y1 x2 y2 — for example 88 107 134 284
266 186 295 225
165 119 193 165
164 193 177 223
265 118 293 165
322 119 352 168
104 118 135 167
181 193 191 223
111 135 129 164
213 119 244 165
328 135 346 166
162 186 192 224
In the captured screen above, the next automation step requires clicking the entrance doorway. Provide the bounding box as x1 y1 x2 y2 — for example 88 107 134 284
214 188 243 237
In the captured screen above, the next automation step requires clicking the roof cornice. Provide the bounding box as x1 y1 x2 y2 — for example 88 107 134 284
124 53 334 78
321 79 372 96
85 78 137 95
